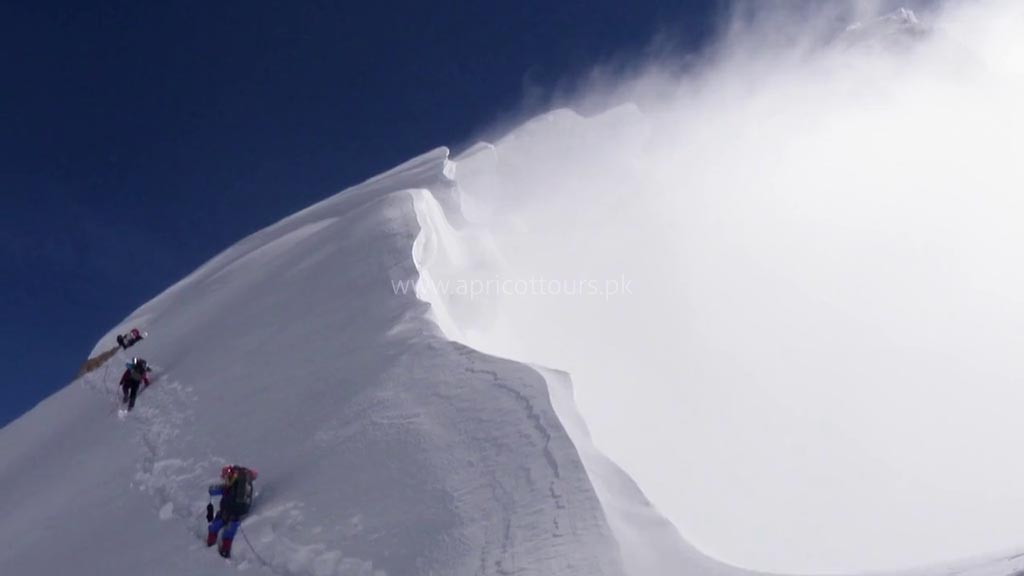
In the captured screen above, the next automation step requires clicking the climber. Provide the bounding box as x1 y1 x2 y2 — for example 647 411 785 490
119 357 151 410
116 328 146 350
206 465 258 559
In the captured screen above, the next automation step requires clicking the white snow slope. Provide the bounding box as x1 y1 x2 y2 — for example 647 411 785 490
0 147 676 576
4 112 1024 576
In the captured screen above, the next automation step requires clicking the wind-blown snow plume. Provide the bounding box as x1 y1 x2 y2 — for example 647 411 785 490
430 0 1024 572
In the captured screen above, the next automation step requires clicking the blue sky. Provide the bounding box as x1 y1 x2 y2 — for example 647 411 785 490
0 1 715 425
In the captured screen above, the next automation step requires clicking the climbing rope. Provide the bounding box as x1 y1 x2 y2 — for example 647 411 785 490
102 362 122 415
239 525 271 568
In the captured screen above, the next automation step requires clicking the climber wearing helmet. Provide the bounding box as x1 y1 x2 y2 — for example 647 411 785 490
119 357 151 411
206 465 258 558
116 328 146 350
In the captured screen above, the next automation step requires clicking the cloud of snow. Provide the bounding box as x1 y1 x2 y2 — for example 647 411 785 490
447 0 1024 573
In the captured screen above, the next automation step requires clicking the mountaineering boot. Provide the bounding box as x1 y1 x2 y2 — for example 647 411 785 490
206 531 217 547
219 538 232 558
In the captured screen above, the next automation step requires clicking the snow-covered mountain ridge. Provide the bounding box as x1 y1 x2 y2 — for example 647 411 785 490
6 92 1024 576
0 146 693 576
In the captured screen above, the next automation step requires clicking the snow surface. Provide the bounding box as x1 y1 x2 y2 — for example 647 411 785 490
1 147 631 576
4 107 1024 576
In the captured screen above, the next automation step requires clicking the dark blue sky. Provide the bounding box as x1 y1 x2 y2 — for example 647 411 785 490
1 1 715 425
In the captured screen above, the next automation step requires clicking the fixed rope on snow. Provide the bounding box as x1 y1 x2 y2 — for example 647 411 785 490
239 525 271 568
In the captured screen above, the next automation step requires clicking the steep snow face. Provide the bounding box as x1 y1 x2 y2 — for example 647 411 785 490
4 122 1024 576
410 183 731 576
0 148 624 576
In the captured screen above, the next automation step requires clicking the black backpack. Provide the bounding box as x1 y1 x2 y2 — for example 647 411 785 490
223 468 254 516
128 358 148 379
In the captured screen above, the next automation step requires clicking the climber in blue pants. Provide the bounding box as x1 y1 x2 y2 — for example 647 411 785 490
206 465 258 558
206 511 240 556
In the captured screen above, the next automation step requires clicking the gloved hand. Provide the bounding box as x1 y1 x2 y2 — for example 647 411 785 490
206 503 214 522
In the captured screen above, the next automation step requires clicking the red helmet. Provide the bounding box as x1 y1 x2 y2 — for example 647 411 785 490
220 465 257 481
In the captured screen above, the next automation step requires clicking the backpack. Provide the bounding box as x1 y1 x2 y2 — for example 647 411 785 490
124 360 147 382
223 468 255 516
